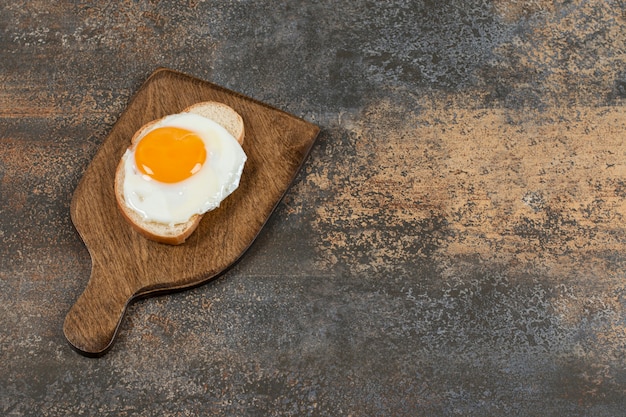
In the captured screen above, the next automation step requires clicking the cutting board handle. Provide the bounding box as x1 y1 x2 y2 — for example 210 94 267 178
63 262 136 356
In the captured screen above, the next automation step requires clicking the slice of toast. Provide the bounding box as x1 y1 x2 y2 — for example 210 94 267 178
114 101 245 245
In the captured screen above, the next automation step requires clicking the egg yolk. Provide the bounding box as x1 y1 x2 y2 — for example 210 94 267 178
134 127 207 183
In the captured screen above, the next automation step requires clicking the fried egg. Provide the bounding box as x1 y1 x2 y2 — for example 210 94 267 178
120 112 247 225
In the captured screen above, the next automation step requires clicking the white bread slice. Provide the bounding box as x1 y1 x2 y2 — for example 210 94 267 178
114 101 245 245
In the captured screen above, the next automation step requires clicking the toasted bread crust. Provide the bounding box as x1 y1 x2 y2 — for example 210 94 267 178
114 101 245 245
183 101 245 144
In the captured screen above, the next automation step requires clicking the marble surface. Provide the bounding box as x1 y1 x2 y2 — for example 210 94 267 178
2 1 626 415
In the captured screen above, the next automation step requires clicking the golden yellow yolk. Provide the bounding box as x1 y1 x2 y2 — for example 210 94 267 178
134 127 207 183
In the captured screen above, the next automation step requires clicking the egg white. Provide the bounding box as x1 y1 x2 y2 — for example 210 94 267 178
121 112 247 225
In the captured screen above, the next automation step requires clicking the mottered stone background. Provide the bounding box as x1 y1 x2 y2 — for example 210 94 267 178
2 1 626 416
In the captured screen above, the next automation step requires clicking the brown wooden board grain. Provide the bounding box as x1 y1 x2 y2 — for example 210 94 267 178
63 68 320 356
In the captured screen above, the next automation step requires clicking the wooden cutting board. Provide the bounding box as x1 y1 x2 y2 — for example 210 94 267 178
63 68 320 356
